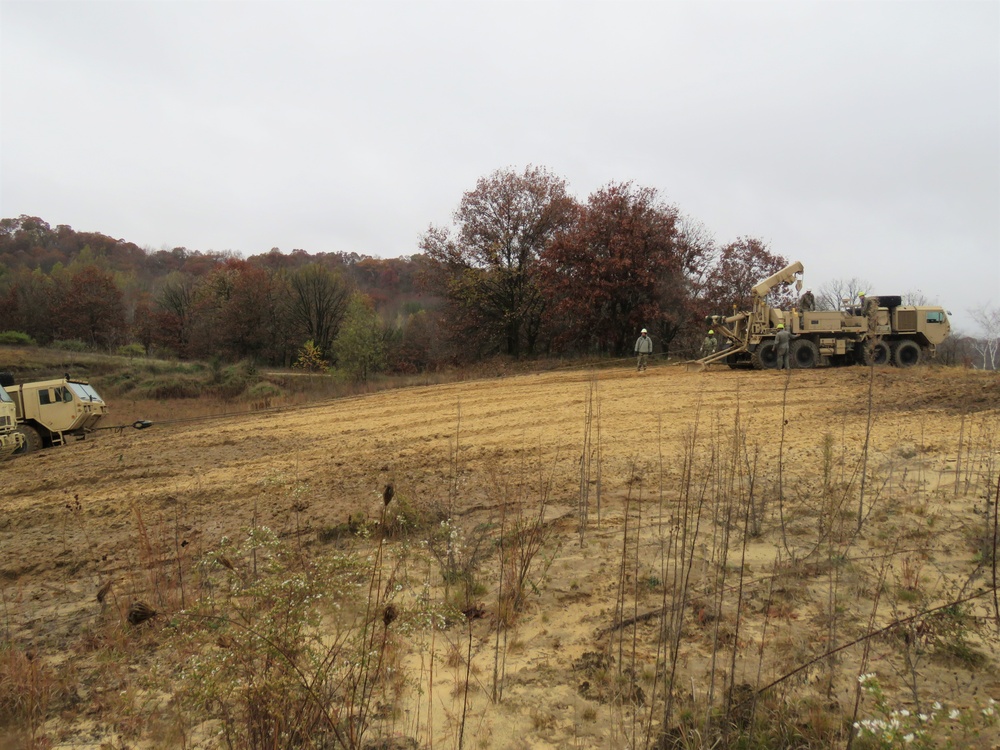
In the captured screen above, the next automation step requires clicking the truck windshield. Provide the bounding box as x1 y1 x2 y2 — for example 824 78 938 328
67 382 104 403
0 388 11 403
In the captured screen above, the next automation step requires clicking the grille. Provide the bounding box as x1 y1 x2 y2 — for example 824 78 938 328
897 310 917 331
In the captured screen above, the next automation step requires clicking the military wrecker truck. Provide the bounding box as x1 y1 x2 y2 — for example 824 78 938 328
1 375 108 455
699 261 951 370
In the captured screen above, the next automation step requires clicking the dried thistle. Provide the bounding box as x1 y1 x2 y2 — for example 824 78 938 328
383 603 398 628
383 483 395 506
127 601 157 626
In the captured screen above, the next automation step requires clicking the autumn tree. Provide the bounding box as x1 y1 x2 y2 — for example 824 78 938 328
540 182 696 355
169 259 287 363
57 265 127 348
390 309 440 373
700 238 792 315
0 267 59 342
218 262 292 363
420 165 577 358
183 264 236 359
288 263 352 360
154 272 198 355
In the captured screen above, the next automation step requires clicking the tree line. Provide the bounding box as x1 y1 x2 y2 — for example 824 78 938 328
0 166 800 376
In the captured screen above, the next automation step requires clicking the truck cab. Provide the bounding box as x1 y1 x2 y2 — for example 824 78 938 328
5 377 108 454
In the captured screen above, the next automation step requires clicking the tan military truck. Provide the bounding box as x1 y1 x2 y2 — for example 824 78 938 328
700 261 951 369
3 376 108 454
0 386 24 458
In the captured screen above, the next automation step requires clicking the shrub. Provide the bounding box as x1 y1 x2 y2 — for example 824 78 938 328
212 360 261 399
172 529 394 750
0 330 36 346
294 340 329 372
855 673 999 748
244 381 284 409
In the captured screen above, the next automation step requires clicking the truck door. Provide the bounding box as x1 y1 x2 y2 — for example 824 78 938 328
37 386 74 431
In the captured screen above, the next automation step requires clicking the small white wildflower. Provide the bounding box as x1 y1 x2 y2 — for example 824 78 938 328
903 733 914 743
918 713 929 723
899 709 910 717
933 701 942 711
949 708 961 720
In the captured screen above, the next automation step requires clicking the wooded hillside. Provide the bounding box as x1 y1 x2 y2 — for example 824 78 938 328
0 167 802 372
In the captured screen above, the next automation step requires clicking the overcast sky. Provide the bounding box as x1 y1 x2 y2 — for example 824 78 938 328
1 1 997 334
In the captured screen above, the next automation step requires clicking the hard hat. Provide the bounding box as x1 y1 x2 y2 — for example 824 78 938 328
641 328 647 333
708 329 714 334
776 324 785 329
859 292 866 297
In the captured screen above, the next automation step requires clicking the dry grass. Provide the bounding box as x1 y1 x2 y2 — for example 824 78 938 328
1 361 999 748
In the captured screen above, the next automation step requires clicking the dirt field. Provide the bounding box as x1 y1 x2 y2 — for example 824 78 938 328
2 362 1000 748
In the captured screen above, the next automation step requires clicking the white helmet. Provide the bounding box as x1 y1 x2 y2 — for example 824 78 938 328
641 328 647 333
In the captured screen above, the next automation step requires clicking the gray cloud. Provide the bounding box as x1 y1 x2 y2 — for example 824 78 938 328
1 0 997 332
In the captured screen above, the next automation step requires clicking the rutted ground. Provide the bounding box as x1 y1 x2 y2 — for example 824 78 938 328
2 363 999 748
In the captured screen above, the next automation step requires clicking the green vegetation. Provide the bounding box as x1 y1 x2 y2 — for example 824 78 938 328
0 330 35 346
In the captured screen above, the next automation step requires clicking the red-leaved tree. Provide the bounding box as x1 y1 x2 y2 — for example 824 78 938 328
56 265 127 348
420 166 577 358
540 182 695 356
699 238 793 316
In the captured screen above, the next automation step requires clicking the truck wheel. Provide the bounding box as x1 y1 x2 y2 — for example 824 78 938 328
790 339 819 369
751 341 778 370
13 425 42 455
0 372 14 387
893 340 922 368
859 340 891 366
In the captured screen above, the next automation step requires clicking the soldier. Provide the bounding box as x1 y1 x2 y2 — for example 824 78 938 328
700 329 718 358
775 324 796 370
634 328 652 371
799 289 815 312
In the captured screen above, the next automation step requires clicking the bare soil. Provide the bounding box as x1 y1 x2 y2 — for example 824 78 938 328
2 362 999 748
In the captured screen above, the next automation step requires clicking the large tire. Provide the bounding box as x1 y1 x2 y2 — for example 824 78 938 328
0 372 14 387
859 340 891 366
893 339 922 368
12 425 42 455
790 339 819 369
751 340 778 370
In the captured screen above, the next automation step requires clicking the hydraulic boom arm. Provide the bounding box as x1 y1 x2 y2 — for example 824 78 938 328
751 261 804 299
